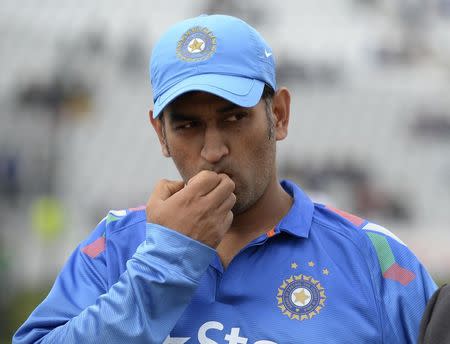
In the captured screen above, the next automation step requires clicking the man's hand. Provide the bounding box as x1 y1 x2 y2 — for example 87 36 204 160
146 171 236 248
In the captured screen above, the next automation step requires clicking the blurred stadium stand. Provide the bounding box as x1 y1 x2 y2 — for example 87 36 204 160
1 0 450 339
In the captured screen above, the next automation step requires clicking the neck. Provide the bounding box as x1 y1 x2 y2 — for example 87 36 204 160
231 176 292 236
216 176 292 268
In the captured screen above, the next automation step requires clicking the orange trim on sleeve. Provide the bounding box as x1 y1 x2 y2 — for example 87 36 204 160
82 237 106 258
327 205 365 227
128 205 146 212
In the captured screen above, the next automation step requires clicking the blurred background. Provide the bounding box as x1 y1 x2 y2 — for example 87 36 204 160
1 0 450 340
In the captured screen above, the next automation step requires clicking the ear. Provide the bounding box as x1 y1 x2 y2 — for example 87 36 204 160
272 87 291 141
149 109 170 157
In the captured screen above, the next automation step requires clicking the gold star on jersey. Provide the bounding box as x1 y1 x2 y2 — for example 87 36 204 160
277 274 326 321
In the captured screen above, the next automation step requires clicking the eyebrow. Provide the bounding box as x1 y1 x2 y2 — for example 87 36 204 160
166 112 198 122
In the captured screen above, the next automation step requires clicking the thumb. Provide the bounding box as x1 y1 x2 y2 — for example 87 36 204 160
153 179 185 201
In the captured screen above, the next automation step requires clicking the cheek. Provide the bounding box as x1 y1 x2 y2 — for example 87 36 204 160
237 132 275 180
168 144 200 181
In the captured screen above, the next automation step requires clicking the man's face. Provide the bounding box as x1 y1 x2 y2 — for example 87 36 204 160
155 91 277 215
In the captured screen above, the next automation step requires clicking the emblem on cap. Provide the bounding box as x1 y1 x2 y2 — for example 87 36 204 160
277 274 326 321
176 26 216 62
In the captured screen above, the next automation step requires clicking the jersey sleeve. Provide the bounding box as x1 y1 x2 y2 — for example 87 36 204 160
363 223 438 344
13 221 215 344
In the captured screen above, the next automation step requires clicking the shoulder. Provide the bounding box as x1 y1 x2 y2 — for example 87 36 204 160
77 206 147 286
81 206 147 259
311 204 425 286
103 206 147 234
313 203 404 248
311 203 372 254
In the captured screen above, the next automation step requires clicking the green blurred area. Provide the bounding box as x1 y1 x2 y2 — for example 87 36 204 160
1 284 51 342
31 197 65 241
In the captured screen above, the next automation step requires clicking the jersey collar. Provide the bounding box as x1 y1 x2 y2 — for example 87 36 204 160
209 180 314 272
275 180 314 238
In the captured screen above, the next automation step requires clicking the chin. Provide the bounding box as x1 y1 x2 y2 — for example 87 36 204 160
231 195 255 215
231 203 244 216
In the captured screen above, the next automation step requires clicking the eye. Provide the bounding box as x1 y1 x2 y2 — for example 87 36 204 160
173 121 199 130
224 112 247 122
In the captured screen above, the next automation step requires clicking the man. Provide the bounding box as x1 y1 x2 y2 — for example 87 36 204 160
14 14 436 344
418 284 450 343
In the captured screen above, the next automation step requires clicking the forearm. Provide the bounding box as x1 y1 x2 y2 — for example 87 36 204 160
13 224 215 344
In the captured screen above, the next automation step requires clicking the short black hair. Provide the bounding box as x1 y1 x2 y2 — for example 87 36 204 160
261 83 275 101
261 84 276 139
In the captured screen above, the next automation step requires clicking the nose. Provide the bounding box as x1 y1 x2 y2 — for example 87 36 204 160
200 126 229 164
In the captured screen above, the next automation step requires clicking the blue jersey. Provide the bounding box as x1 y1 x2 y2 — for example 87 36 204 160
13 180 437 343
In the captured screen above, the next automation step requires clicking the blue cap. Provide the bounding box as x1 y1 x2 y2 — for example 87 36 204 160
150 14 276 118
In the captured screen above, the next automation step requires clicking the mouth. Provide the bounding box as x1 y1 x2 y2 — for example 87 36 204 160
197 168 235 185
216 171 233 181
204 167 233 179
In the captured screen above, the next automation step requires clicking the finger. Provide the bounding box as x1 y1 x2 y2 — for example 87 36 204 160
185 170 221 196
217 192 236 213
205 176 235 207
223 211 234 230
151 179 185 201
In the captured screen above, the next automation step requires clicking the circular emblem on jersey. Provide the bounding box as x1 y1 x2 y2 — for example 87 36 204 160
277 274 326 321
176 26 216 62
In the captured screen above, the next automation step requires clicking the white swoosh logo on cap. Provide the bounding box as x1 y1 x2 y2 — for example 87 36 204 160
264 49 272 58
